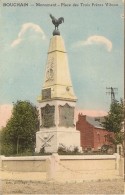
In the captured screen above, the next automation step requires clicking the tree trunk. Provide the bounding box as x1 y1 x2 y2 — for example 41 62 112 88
17 136 19 154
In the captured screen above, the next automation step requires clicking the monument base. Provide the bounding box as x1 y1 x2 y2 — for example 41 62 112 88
35 128 82 153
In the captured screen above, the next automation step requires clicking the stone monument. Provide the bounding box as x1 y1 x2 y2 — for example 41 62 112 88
35 15 81 153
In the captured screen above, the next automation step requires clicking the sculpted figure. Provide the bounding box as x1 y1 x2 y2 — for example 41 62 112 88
50 14 64 30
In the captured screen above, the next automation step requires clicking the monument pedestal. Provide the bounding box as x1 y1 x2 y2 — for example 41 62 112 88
35 100 81 153
35 128 81 153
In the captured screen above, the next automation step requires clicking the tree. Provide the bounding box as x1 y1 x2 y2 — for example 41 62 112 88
109 131 124 146
1 101 39 155
102 99 124 145
0 127 15 155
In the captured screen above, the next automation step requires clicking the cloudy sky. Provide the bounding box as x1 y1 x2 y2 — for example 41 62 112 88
0 0 124 127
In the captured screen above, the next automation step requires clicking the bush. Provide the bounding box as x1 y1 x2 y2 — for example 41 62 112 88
101 144 114 154
58 145 80 155
35 147 52 156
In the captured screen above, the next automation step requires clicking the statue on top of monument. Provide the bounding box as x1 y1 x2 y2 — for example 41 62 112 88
50 14 64 36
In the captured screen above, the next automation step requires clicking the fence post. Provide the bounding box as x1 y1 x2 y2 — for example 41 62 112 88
0 155 4 171
114 152 124 177
118 156 124 177
0 155 5 194
46 153 60 180
114 153 120 170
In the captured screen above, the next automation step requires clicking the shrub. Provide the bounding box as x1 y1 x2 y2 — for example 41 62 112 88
58 145 80 155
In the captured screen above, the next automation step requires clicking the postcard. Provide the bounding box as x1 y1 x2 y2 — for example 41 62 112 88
0 0 124 194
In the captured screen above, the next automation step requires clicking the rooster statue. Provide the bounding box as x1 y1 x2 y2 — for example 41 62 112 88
50 14 64 30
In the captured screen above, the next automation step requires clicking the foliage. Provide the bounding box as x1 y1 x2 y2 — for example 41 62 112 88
109 132 124 146
58 145 80 155
101 144 114 154
0 100 39 155
102 99 124 133
40 147 45 154
38 147 52 156
0 128 15 155
101 99 124 146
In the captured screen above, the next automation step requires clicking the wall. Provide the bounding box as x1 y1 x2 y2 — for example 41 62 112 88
1 156 48 172
76 115 94 149
1 154 123 182
93 128 114 150
0 154 117 172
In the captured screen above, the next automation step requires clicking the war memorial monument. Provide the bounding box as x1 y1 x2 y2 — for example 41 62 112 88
35 15 81 153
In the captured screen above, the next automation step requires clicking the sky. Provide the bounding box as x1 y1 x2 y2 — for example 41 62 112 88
0 0 124 127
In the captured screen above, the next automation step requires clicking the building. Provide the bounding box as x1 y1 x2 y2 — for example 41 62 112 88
76 113 114 151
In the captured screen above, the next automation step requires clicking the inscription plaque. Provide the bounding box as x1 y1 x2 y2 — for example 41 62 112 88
41 104 55 128
59 103 74 127
42 88 51 100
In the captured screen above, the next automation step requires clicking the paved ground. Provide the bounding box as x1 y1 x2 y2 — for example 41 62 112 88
1 179 124 194
0 171 124 194
1 169 123 182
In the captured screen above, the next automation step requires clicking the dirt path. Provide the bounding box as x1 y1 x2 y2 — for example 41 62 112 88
1 179 124 194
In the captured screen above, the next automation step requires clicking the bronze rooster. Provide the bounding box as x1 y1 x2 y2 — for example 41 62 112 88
50 14 64 30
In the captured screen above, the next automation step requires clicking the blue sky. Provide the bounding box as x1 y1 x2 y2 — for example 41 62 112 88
0 0 124 114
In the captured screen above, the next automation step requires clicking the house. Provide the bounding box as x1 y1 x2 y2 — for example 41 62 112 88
76 113 114 151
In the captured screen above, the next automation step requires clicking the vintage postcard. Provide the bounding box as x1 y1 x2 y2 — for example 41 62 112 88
0 0 124 194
